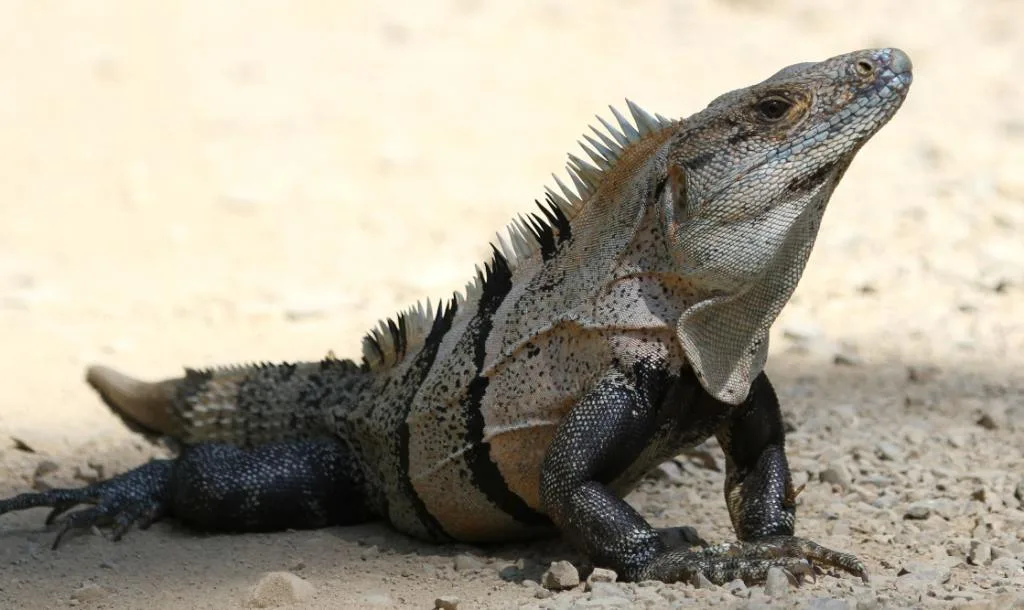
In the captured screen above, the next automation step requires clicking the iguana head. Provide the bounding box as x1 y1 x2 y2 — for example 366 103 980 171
661 48 913 403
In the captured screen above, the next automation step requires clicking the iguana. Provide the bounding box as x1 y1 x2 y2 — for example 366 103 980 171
0 48 912 585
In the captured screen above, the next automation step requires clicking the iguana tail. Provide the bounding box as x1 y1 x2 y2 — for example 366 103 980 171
85 357 368 448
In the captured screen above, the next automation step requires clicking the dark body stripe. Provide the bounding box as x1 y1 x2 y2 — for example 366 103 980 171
395 301 460 540
461 251 550 527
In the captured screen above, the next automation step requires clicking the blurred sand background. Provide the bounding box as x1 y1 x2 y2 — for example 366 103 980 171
0 1 1021 608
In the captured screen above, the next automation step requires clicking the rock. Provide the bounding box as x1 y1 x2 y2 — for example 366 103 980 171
725 578 748 596
968 540 992 566
820 461 852 488
542 560 580 590
247 572 315 607
872 493 900 509
434 595 460 610
874 442 902 461
904 502 931 520
991 556 1023 575
527 580 552 599
976 412 1001 430
1015 479 1024 507
894 562 951 594
71 584 110 603
498 564 521 581
453 553 485 572
33 459 59 478
764 566 790 597
585 567 618 590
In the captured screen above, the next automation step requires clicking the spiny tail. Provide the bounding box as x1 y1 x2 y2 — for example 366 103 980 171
85 356 368 448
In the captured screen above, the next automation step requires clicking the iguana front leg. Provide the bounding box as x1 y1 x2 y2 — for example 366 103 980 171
640 372 866 583
539 365 865 585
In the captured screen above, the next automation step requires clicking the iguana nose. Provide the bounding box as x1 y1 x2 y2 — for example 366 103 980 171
886 48 913 75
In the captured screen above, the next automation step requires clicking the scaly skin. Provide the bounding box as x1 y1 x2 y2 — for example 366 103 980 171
0 48 911 586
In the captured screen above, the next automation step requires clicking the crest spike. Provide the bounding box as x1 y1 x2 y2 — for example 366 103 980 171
596 115 631 148
626 99 659 136
566 153 602 185
609 105 641 142
589 124 623 155
578 140 611 169
567 166 590 196
551 174 582 206
583 134 617 163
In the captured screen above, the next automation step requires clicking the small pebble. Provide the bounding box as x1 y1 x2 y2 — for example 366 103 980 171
33 459 59 478
820 462 852 488
541 560 580 590
904 502 931 520
452 553 485 572
968 540 992 566
585 567 618 590
434 595 459 610
725 578 748 596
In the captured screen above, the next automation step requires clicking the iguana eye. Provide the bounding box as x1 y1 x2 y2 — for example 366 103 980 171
754 96 792 121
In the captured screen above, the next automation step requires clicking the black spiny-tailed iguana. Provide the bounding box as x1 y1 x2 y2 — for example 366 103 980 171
0 48 912 585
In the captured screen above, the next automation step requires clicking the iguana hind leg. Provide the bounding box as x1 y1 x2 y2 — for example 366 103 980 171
539 365 865 585
0 440 374 548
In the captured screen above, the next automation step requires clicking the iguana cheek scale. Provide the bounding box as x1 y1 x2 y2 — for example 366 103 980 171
0 48 912 585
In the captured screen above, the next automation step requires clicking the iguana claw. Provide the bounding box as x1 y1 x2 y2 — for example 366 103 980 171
0 460 172 549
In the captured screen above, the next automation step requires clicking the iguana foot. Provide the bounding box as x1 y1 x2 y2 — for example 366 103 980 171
0 460 172 549
639 535 867 585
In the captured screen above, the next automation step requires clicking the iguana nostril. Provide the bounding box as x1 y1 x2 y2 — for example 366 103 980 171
856 60 875 76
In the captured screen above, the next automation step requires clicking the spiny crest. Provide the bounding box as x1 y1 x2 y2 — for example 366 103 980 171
541 99 673 231
362 100 673 371
362 299 439 369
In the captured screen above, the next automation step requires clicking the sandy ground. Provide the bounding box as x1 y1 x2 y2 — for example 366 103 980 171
0 1 1022 608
